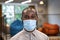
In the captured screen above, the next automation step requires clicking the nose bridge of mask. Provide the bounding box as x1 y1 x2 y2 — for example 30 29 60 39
25 20 32 25
24 19 36 23
29 20 36 28
30 20 33 24
23 20 36 26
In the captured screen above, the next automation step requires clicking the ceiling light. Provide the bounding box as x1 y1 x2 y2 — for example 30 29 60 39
39 1 44 5
21 0 31 4
5 0 31 4
5 0 13 3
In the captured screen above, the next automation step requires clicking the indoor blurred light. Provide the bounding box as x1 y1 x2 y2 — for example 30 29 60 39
21 0 32 4
5 0 32 4
39 1 44 5
6 24 10 27
5 0 13 3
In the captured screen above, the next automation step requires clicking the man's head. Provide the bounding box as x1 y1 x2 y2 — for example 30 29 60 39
22 7 38 31
22 7 38 20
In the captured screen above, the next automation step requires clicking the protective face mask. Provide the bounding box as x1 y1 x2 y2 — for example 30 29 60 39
23 20 36 31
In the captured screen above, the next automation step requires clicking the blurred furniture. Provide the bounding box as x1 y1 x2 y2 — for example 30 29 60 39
10 19 23 36
38 22 59 36
49 36 60 40
43 23 59 36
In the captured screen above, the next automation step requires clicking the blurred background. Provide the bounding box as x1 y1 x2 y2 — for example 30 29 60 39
0 0 60 40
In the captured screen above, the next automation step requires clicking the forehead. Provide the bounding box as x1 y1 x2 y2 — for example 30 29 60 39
23 8 36 15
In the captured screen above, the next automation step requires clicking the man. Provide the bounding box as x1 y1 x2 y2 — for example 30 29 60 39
10 7 49 40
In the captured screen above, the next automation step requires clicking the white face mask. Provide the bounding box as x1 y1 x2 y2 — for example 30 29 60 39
23 20 36 31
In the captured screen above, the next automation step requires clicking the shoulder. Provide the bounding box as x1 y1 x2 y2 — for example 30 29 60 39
10 30 24 40
36 30 49 40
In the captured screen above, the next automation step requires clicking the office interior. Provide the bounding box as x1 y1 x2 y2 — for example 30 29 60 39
0 0 60 40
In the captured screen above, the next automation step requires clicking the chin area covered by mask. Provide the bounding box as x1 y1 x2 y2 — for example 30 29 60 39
23 20 36 31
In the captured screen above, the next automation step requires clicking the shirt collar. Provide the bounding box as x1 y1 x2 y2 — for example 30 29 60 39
23 29 36 37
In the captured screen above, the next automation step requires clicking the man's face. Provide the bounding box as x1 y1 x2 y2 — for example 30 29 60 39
22 8 38 31
22 8 38 20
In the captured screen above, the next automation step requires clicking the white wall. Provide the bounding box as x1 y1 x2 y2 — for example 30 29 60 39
48 0 60 26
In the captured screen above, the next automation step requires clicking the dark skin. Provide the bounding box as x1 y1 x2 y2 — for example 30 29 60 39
22 8 38 32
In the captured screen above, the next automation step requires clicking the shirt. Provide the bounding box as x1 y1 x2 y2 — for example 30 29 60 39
10 29 49 40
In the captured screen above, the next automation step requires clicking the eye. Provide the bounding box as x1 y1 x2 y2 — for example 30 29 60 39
24 15 29 19
31 16 35 18
31 14 36 19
